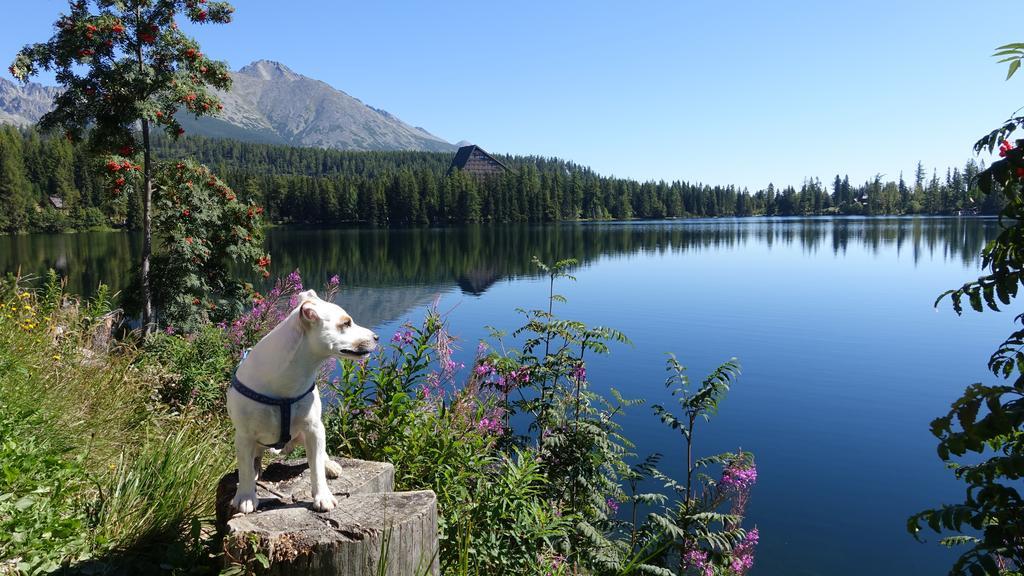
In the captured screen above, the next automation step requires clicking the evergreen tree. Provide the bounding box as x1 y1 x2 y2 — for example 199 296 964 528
0 126 32 232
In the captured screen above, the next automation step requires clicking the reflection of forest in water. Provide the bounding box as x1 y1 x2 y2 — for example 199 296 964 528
0 216 999 327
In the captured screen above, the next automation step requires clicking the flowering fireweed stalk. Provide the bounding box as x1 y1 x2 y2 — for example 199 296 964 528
639 355 760 575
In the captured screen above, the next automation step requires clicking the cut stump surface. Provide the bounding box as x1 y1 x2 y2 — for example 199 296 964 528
217 457 438 576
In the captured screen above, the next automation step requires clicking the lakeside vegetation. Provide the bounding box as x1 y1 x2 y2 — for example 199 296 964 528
0 125 1004 234
0 266 761 575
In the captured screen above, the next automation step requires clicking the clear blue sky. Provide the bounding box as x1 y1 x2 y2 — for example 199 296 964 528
2 0 1022 191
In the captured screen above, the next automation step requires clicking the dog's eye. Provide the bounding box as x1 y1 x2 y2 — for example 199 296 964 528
339 319 352 329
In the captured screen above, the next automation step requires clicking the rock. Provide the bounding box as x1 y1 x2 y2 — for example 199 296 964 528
217 458 438 576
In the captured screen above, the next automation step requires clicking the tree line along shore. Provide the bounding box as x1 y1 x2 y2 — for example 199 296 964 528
0 124 1002 234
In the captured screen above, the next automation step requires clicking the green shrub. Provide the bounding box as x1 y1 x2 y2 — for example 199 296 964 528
141 325 234 412
0 407 91 574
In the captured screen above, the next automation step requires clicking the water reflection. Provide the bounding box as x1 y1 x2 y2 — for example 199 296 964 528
0 217 998 327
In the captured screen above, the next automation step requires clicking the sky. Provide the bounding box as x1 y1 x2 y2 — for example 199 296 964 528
2 0 1022 191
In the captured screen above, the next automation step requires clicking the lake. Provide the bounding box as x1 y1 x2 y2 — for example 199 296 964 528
0 216 1007 575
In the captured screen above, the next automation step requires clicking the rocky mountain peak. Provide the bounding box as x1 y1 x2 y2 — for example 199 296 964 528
237 59 302 82
0 60 457 153
0 77 61 127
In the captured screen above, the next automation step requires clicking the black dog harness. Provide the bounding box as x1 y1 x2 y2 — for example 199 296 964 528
230 350 315 450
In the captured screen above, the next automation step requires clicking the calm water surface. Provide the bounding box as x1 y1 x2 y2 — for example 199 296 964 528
2 217 1008 575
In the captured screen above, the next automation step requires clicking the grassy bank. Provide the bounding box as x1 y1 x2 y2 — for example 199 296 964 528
0 280 234 575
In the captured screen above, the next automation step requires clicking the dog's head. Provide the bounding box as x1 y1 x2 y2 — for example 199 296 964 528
295 290 378 360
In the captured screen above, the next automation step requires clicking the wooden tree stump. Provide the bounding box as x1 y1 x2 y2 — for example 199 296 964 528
217 457 438 576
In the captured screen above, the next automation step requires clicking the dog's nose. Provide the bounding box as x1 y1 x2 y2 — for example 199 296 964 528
372 332 379 342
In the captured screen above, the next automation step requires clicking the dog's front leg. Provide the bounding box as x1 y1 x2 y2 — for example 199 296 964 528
231 434 260 514
304 421 337 512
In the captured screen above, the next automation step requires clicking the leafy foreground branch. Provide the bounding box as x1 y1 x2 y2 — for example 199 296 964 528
0 264 759 575
907 43 1024 576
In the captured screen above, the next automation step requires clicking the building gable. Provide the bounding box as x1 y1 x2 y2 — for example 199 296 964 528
447 145 508 178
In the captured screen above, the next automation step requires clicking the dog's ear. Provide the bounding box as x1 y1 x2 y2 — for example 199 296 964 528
299 289 318 301
300 301 321 325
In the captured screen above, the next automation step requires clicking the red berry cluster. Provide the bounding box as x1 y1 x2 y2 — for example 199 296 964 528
105 159 141 173
105 158 141 195
71 17 128 61
999 140 1024 178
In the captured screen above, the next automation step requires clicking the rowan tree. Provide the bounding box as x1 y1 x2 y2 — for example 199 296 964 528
143 160 266 332
9 0 236 332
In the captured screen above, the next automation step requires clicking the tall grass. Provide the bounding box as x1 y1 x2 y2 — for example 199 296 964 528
0 278 234 574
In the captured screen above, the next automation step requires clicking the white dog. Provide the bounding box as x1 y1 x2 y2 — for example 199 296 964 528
226 289 378 513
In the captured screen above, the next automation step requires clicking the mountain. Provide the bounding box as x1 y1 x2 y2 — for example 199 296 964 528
0 60 456 152
0 77 60 127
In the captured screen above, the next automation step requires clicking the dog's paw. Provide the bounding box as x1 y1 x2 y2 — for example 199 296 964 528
325 459 343 479
311 493 338 512
232 491 259 514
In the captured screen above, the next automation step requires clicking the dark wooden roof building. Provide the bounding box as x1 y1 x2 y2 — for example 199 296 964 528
447 144 508 178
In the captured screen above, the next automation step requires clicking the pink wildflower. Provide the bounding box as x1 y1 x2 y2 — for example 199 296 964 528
730 527 759 575
546 553 565 576
721 454 757 518
391 330 415 345
682 548 713 576
572 362 586 381
476 407 506 435
720 460 758 492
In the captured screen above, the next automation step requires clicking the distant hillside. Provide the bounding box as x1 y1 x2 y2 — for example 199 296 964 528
0 59 456 152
